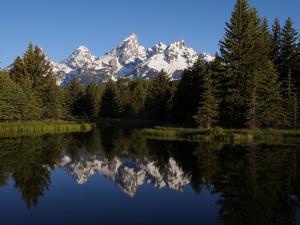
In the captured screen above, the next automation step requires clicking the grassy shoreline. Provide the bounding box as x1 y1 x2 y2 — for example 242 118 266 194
0 121 94 136
141 126 300 143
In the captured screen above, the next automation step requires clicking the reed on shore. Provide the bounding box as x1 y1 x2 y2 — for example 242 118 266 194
141 126 300 143
0 121 94 136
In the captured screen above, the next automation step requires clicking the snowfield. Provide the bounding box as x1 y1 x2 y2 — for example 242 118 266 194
49 33 214 85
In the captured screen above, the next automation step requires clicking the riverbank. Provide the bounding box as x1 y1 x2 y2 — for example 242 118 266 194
141 126 300 143
0 121 94 137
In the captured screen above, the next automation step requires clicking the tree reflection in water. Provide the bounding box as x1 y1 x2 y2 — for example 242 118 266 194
0 127 299 225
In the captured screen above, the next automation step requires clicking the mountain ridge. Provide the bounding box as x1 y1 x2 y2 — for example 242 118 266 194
48 33 214 85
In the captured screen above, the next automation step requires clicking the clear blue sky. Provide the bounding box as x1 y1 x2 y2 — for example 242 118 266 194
1 0 299 67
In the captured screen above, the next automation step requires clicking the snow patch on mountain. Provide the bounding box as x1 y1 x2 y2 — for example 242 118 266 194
49 34 214 85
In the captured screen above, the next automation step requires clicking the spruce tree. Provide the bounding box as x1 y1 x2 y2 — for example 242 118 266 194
279 19 300 128
279 18 299 81
193 71 219 129
65 77 82 117
219 0 281 128
256 62 284 128
83 83 103 120
294 44 300 126
127 80 150 117
174 58 206 123
16 79 43 120
9 57 24 83
245 17 283 128
9 43 63 120
0 71 20 120
43 79 66 119
261 17 272 55
145 70 174 121
294 41 300 128
270 18 282 68
219 0 263 127
245 70 260 129
100 80 122 119
283 68 298 128
9 57 42 120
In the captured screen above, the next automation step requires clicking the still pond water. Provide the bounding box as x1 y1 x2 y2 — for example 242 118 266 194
0 127 299 225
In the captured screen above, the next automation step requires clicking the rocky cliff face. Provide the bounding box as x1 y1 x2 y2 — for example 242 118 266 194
50 33 214 85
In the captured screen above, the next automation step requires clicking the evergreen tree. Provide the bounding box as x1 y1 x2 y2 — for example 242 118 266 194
245 70 261 129
219 0 280 128
16 79 43 120
10 44 53 88
219 0 262 127
261 17 272 55
127 80 150 117
65 77 82 117
283 68 298 128
256 62 284 128
118 79 150 118
193 70 219 129
9 43 64 120
43 79 66 119
145 70 175 121
279 18 298 81
115 78 132 118
270 18 282 68
9 57 24 83
174 58 206 123
0 71 20 120
83 83 103 120
294 44 300 126
100 80 122 119
279 19 299 128
295 43 300 79
245 21 283 128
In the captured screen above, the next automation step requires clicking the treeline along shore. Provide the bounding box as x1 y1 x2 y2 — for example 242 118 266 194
1 0 300 137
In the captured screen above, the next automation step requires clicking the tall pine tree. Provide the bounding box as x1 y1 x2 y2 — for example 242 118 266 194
219 0 283 128
83 83 103 120
174 58 206 123
145 70 175 121
256 61 284 128
9 44 64 120
100 80 122 119
270 18 282 68
0 71 20 120
193 69 219 129
279 18 299 81
279 18 299 127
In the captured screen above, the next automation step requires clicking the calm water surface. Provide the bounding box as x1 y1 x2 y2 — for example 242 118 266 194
0 127 299 225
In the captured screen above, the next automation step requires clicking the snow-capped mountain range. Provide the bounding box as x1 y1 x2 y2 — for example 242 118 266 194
59 151 190 197
50 33 214 85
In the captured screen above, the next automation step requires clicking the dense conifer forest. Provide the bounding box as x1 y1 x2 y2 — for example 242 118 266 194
1 0 300 129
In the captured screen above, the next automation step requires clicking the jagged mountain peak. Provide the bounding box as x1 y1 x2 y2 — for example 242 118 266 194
76 45 90 52
116 33 142 65
49 33 215 85
121 33 138 43
169 40 186 48
150 42 167 54
63 45 96 69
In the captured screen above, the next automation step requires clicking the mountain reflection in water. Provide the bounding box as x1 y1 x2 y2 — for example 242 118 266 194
0 127 299 225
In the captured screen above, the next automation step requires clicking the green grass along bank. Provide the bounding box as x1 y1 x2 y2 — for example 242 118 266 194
0 121 94 136
141 126 300 143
